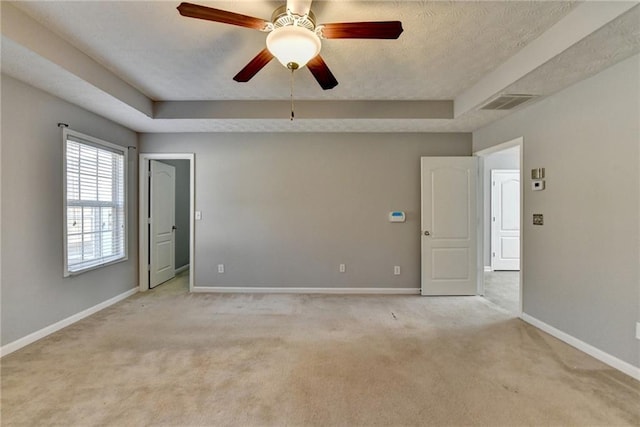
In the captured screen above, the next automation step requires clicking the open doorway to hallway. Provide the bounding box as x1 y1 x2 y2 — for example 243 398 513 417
149 159 191 289
477 140 522 315
139 153 195 293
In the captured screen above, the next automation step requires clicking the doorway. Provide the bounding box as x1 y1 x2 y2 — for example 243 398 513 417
475 138 523 315
139 153 195 292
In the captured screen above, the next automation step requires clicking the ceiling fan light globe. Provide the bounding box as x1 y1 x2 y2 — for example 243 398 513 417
266 25 321 69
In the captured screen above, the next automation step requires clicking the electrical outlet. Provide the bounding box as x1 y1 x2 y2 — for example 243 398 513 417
533 214 544 226
394 266 401 275
217 264 224 274
339 264 346 273
195 211 202 220
531 180 545 191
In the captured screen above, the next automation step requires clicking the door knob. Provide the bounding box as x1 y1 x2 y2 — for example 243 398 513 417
423 231 430 236
172 225 177 231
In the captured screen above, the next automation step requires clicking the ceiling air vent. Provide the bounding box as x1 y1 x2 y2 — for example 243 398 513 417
480 94 538 110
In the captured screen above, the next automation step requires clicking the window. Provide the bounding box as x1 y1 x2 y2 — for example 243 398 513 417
63 129 127 276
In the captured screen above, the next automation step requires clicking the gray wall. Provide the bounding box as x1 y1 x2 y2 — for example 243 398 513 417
473 54 639 367
158 159 190 270
140 133 471 289
1 74 139 346
482 146 520 267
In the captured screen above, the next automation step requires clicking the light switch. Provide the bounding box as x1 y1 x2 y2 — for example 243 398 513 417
531 168 545 179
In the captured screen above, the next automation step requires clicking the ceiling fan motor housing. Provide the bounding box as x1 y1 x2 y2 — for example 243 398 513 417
271 5 316 31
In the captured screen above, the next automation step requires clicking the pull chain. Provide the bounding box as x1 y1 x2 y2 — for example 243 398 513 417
290 66 295 121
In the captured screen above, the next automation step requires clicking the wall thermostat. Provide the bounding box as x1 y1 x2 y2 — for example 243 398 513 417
389 211 406 223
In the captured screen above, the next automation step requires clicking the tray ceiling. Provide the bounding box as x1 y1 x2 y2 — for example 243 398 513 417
2 1 639 132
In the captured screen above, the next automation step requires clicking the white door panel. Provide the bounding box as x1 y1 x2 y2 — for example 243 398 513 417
150 160 176 288
501 237 520 259
421 157 477 295
491 170 520 271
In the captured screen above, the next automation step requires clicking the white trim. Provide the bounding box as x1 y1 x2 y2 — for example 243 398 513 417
473 158 484 296
139 153 195 293
518 139 524 316
474 137 522 157
1 287 138 358
193 286 420 295
484 266 492 272
175 264 190 275
521 313 640 381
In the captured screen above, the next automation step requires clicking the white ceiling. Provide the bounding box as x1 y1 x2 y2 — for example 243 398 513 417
2 1 639 133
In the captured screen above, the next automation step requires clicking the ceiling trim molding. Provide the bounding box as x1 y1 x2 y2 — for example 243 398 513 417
154 100 453 120
2 2 636 134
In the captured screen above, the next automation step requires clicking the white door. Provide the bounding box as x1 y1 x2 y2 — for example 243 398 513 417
421 157 478 296
491 170 520 270
150 160 176 288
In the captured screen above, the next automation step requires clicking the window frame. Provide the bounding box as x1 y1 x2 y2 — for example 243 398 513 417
62 128 128 277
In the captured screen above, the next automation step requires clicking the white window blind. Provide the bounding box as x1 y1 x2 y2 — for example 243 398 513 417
63 129 127 276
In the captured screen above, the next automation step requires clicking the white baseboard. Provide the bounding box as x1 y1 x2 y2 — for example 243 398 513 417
1 287 138 358
193 286 420 295
521 313 640 381
484 266 492 272
175 264 190 275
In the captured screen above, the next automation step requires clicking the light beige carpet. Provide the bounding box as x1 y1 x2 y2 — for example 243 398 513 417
483 271 520 314
2 274 639 426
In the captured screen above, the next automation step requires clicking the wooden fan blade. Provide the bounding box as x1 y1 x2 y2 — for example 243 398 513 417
320 21 403 39
307 55 338 90
177 2 269 31
233 48 275 82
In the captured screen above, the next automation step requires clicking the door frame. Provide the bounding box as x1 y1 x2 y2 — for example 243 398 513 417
139 153 195 292
474 137 524 316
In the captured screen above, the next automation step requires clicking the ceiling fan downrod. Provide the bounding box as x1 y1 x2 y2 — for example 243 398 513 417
288 62 298 121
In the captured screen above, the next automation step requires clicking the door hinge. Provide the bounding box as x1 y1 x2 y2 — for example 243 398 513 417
492 216 495 222
147 264 151 271
492 181 495 186
147 217 151 224
492 252 495 257
148 171 152 177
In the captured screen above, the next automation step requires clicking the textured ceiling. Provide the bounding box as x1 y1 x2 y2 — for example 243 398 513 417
506 4 640 97
13 0 577 101
2 1 639 133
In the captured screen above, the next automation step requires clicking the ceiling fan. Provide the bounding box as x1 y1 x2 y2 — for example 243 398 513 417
177 0 403 90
